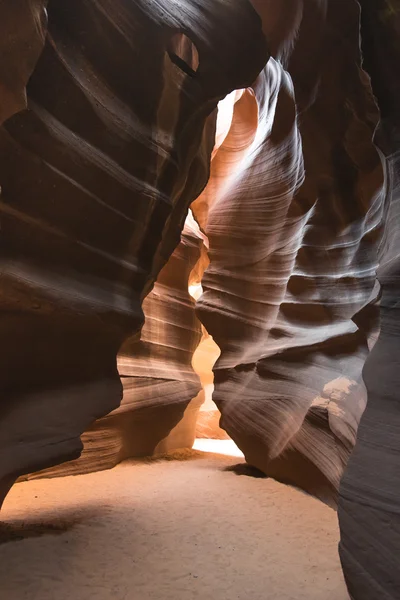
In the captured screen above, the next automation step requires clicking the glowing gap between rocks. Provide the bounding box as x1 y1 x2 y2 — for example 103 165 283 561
193 438 244 458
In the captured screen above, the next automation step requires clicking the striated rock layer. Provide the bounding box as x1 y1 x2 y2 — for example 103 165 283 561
20 214 206 479
338 2 400 598
2 14 400 600
0 0 268 503
195 0 385 505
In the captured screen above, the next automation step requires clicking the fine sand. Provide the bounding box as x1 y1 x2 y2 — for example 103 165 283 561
0 444 349 600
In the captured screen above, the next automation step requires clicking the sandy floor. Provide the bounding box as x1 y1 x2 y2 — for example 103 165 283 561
0 446 349 600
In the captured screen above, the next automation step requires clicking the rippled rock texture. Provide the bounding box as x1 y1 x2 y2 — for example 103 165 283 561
0 0 268 501
21 213 206 479
195 0 385 506
2 3 400 597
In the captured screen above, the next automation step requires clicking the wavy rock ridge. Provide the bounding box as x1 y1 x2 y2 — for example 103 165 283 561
1 2 400 599
195 0 385 506
20 213 206 479
0 0 268 502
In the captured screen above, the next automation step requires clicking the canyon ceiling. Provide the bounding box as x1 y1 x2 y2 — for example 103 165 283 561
0 1 399 599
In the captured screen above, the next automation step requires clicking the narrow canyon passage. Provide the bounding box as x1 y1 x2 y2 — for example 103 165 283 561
2 3 400 599
0 447 348 600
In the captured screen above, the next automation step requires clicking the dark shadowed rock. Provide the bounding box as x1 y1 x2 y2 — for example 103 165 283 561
0 0 268 504
338 2 400 597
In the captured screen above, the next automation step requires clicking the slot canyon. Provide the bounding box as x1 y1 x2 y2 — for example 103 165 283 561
0 1 399 599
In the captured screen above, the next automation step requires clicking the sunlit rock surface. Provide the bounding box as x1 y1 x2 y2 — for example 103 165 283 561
0 0 268 501
193 332 226 440
195 0 385 506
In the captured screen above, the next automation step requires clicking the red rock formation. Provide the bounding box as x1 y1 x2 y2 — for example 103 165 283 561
195 0 385 505
17 213 206 478
2 5 400 598
193 329 225 440
0 0 268 504
21 213 206 479
0 0 49 508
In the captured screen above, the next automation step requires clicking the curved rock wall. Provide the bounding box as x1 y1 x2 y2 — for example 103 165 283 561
0 0 268 504
2 4 400 598
195 0 385 505
20 213 206 479
338 2 400 598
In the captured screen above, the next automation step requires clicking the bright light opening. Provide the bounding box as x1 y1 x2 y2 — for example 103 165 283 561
193 438 244 458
